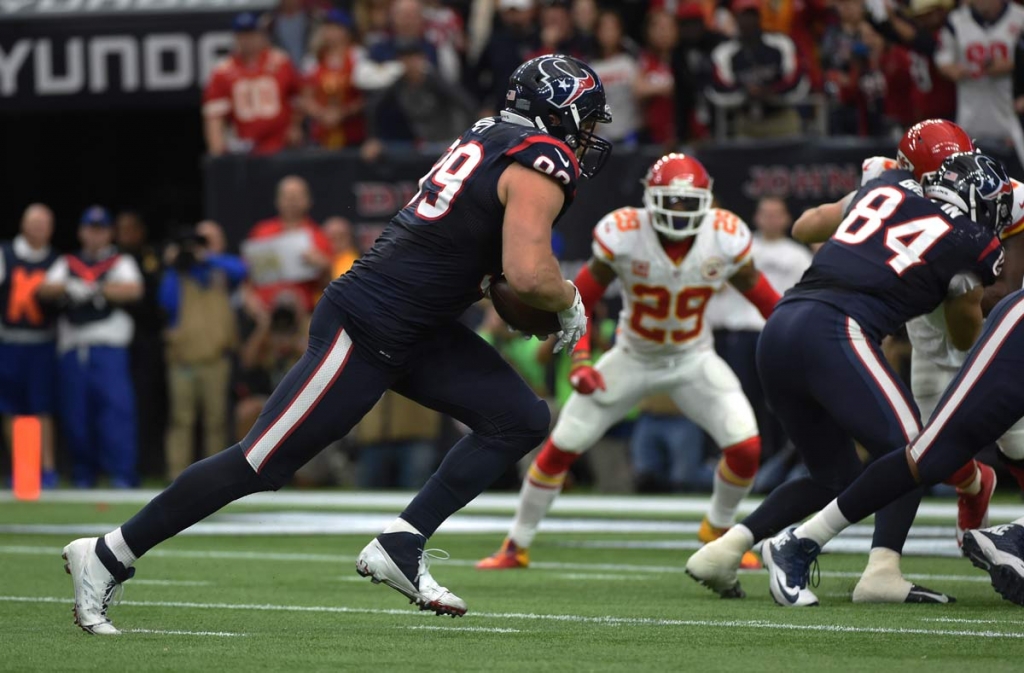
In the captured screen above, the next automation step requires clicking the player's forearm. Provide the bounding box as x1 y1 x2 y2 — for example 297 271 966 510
506 257 575 312
36 283 65 302
204 117 227 156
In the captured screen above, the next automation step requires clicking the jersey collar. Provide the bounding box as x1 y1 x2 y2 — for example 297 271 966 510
13 235 51 262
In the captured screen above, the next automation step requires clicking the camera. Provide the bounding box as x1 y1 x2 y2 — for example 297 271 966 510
171 229 210 270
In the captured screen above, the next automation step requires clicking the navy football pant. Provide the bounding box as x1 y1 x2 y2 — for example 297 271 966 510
835 290 1024 523
119 300 549 558
742 300 924 552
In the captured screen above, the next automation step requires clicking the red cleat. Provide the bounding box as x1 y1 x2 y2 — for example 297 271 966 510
475 539 530 570
957 463 997 547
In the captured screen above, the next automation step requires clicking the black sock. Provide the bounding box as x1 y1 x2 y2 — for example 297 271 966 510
870 486 924 553
401 434 523 538
121 445 272 558
836 450 918 524
94 537 132 582
741 476 840 542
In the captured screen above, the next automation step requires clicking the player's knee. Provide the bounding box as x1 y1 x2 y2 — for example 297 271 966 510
535 438 580 475
722 436 761 480
493 397 550 455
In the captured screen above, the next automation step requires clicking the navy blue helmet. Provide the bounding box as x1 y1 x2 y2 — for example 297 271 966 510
504 55 613 178
922 152 1013 236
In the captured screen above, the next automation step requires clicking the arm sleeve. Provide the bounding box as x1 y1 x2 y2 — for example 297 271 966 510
934 24 957 67
202 69 232 119
706 42 746 107
208 254 248 286
504 134 580 197
158 271 180 327
109 256 143 284
45 256 68 283
973 236 1005 286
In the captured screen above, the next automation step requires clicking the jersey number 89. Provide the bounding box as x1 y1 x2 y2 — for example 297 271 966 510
834 186 952 275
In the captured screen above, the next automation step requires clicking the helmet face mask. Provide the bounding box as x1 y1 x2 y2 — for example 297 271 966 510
643 153 714 240
505 55 613 178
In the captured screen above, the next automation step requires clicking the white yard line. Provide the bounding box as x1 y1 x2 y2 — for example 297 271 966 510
5 490 1022 521
921 617 1017 624
126 628 245 637
553 573 655 581
2 595 1019 639
0 544 993 582
405 625 520 634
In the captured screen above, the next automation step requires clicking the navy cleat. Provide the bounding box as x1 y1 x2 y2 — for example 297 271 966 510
962 524 1024 607
763 529 821 607
356 532 467 617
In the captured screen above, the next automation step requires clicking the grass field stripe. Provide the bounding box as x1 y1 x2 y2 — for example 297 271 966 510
0 545 993 581
405 625 521 634
126 629 246 637
4 596 1021 639
921 618 1018 624
553 573 656 581
130 579 213 587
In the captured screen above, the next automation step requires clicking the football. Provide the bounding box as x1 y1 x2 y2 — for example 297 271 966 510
488 276 562 336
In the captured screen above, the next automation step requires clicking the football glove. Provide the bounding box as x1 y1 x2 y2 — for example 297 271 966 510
65 279 100 306
554 281 587 354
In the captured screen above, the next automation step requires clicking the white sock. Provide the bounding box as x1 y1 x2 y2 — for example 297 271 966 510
706 468 753 529
103 528 137 568
958 465 982 495
861 547 904 578
793 500 851 547
383 518 424 537
718 524 755 556
508 466 566 549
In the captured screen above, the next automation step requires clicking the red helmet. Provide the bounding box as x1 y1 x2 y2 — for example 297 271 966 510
897 119 975 181
643 153 714 239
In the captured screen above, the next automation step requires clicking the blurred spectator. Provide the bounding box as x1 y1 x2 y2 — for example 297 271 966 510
653 0 735 36
114 211 167 479
366 40 476 150
303 10 368 149
868 0 956 122
160 223 245 480
822 0 890 135
38 207 143 488
591 9 641 145
272 0 313 67
353 391 442 488
362 0 460 89
532 0 594 59
0 204 59 488
758 0 828 90
864 22 916 132
354 0 392 49
637 9 678 145
572 0 599 44
234 290 309 441
672 2 725 142
468 0 540 115
323 216 360 278
424 0 467 80
631 395 707 493
203 12 302 156
241 176 332 312
935 0 1024 167
705 197 812 461
707 0 809 139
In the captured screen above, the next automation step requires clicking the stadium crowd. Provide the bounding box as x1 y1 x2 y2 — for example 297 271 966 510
4 0 1024 491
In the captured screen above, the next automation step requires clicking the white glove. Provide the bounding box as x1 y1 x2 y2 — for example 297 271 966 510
554 281 587 354
864 0 889 23
65 278 99 305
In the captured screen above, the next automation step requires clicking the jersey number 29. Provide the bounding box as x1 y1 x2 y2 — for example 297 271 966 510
834 186 952 275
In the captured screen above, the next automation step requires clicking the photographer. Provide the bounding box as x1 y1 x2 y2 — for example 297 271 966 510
159 222 245 480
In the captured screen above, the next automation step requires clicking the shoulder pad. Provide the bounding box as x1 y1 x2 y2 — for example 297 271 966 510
861 156 899 186
592 208 642 262
1002 178 1024 240
708 209 754 264
504 130 580 192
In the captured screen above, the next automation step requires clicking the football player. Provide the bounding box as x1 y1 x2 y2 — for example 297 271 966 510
764 154 1023 607
477 154 780 574
688 151 1008 605
794 119 1024 542
60 55 611 633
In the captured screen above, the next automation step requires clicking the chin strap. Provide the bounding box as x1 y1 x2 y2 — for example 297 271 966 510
742 272 781 320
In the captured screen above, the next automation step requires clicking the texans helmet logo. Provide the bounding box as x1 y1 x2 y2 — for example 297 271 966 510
537 57 597 109
976 155 1012 199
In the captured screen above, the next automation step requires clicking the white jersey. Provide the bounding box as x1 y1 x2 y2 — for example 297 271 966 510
592 206 753 357
705 234 812 332
935 4 1024 141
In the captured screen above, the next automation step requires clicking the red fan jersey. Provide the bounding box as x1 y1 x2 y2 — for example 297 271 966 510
203 48 300 155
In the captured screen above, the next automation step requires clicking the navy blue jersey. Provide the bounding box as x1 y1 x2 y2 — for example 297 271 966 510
325 116 580 366
0 241 58 333
783 169 1004 340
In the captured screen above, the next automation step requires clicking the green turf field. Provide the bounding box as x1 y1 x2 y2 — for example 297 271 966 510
2 493 1023 672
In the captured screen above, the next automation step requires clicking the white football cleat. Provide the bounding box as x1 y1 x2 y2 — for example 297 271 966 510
762 530 821 607
62 538 133 635
356 532 467 617
685 538 746 598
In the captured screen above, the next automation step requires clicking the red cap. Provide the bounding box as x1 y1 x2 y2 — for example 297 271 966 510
676 1 705 20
